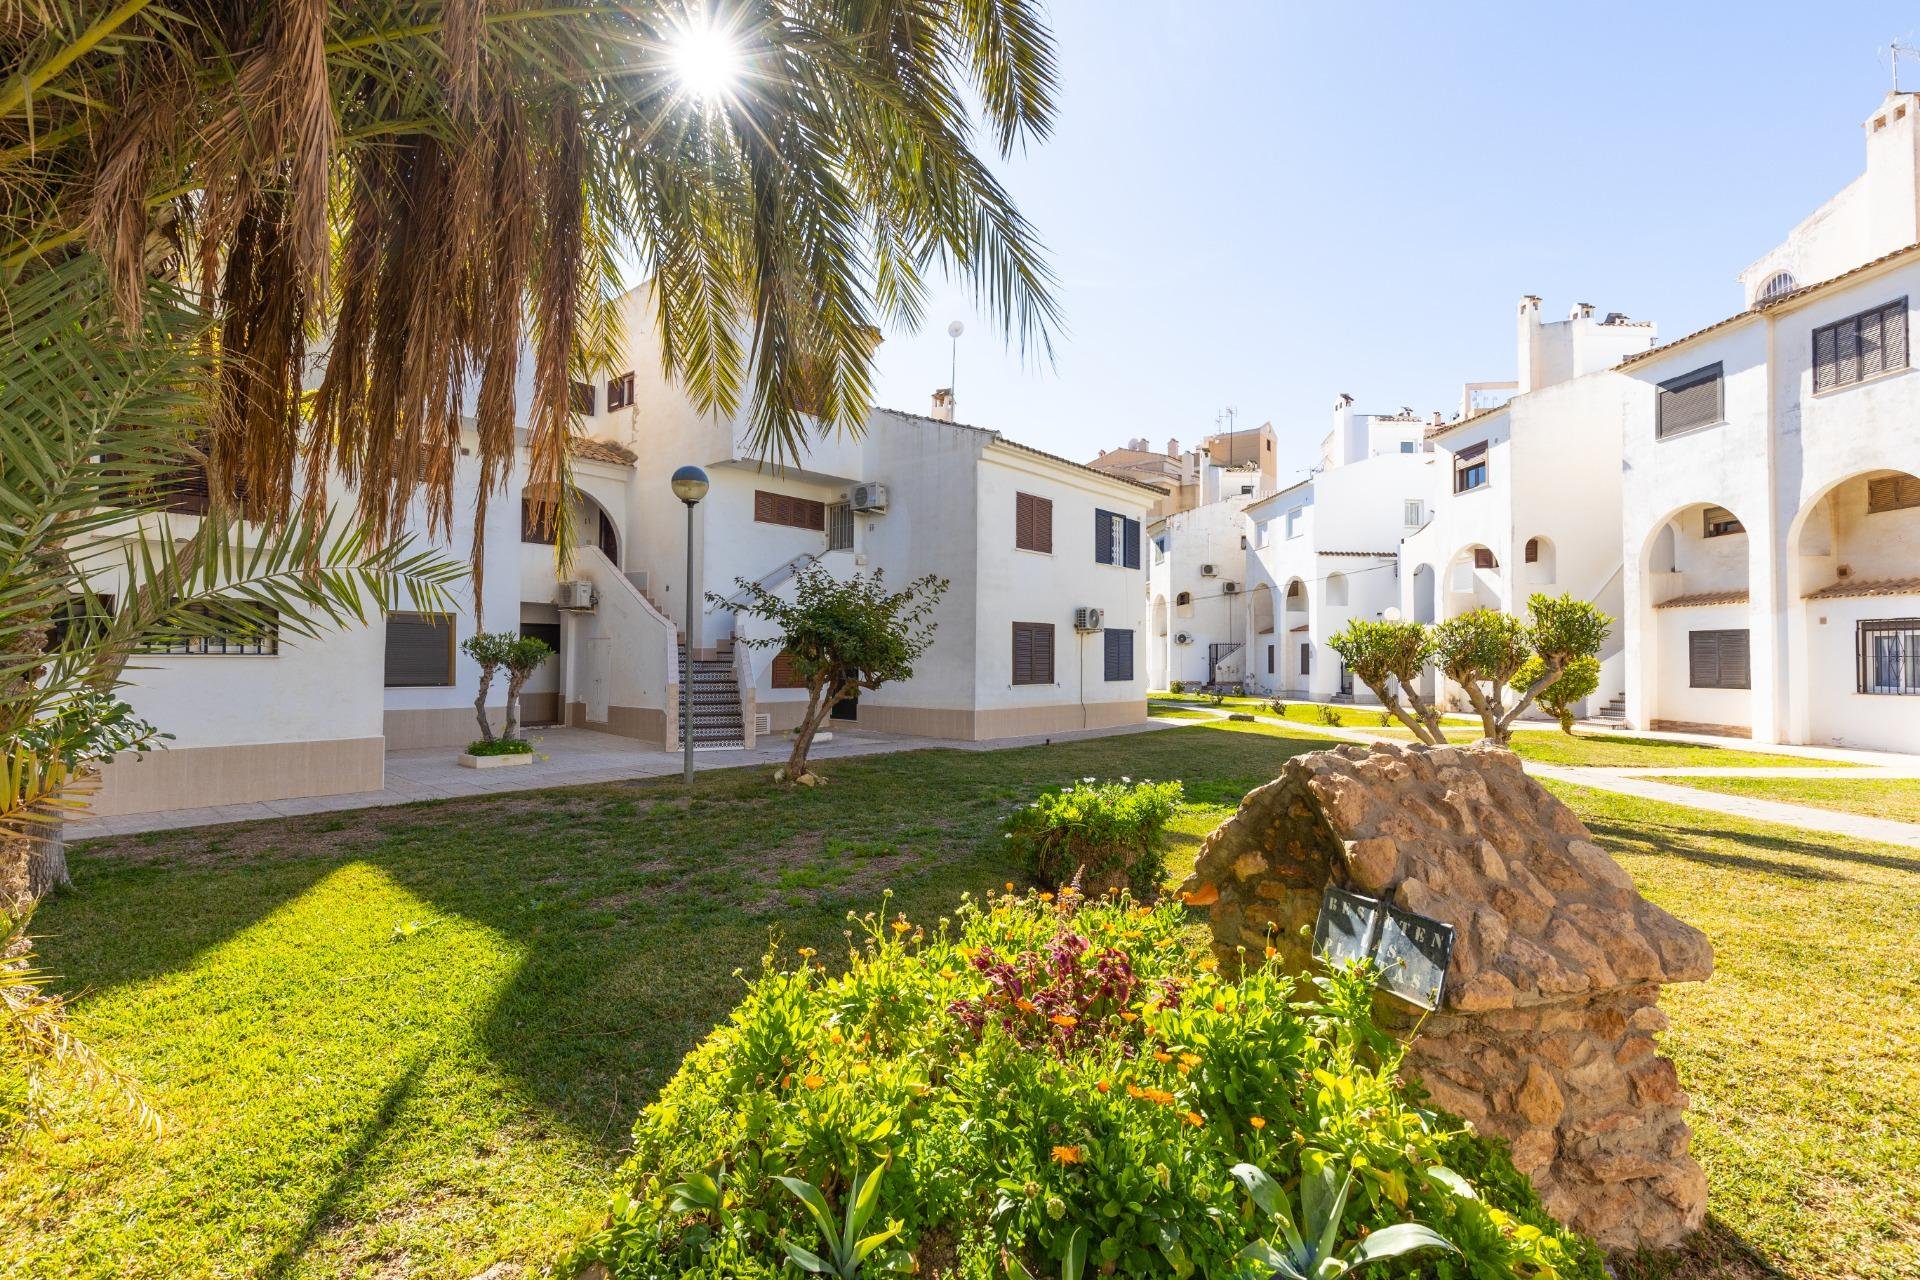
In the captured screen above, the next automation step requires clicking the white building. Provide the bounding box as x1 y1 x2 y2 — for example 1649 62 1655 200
87 290 1153 816
1399 298 1658 714
1240 400 1433 700
1619 94 1920 754
1147 493 1260 688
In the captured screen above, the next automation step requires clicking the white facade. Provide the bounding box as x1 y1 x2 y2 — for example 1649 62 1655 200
1147 494 1259 689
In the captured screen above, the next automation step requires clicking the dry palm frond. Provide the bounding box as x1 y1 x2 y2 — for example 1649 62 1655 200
0 942 163 1138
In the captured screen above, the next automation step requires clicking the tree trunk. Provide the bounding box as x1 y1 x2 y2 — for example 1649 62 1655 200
503 670 529 741
786 680 847 778
4 817 67 920
26 822 69 902
472 664 496 743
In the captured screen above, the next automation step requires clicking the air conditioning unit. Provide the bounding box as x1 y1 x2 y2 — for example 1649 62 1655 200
555 580 596 611
1173 631 1193 645
851 482 889 513
1073 606 1105 632
1221 580 1240 595
1200 562 1218 577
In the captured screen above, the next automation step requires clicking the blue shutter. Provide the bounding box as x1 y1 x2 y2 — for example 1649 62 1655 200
1122 518 1141 569
1093 509 1114 564
1104 628 1134 681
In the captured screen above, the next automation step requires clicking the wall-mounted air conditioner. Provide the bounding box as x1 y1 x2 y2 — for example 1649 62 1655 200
851 482 889 513
1073 606 1105 632
1174 631 1194 645
1221 580 1240 594
1200 563 1218 577
556 580 596 611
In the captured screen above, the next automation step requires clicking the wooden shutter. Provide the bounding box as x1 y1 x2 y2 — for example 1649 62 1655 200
1299 642 1311 676
1656 363 1722 437
1123 518 1141 569
1720 631 1751 689
1689 629 1749 690
1813 324 1839 391
1868 474 1920 512
1013 622 1054 685
1884 299 1909 370
1524 538 1539 563
1104 628 1134 682
1015 493 1052 552
771 649 806 688
1093 509 1115 564
1473 547 1496 569
755 490 826 530
1453 441 1488 461
386 614 453 687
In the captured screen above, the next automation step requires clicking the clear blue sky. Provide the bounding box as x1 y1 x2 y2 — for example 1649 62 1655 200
867 1 1920 477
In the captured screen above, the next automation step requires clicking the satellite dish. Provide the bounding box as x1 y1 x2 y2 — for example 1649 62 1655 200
947 320 965 338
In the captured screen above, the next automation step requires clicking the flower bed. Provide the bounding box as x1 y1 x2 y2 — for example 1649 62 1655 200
573 892 1600 1279
1002 778 1182 897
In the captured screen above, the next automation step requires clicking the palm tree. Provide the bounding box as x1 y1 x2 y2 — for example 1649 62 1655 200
1 0 1064 549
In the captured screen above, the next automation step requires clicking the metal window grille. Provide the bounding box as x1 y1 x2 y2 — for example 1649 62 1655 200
827 502 854 551
141 604 279 656
1858 619 1920 695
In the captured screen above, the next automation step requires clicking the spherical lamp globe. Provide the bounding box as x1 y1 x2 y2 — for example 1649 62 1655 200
671 465 710 506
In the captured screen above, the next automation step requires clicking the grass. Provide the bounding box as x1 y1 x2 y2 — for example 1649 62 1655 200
1652 775 1920 825
1370 728 1856 771
5 720 1914 1279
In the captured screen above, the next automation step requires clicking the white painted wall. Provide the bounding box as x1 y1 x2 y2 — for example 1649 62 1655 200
1147 494 1255 687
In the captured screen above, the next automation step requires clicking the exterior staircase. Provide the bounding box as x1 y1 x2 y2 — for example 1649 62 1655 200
1594 693 1627 724
678 644 745 749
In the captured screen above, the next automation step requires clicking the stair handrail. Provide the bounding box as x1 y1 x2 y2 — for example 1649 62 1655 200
707 551 820 614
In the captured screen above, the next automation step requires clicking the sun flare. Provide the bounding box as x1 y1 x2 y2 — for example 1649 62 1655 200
669 22 743 100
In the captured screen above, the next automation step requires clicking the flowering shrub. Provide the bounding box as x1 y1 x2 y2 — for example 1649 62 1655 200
573 893 1602 1280
1001 778 1182 897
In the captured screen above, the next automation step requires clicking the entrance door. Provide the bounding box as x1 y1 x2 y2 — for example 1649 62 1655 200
830 691 859 721
1207 642 1236 685
1339 663 1354 697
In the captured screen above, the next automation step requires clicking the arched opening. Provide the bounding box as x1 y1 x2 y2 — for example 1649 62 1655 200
521 484 621 567
1444 545 1501 614
1250 583 1275 635
1324 572 1349 607
1522 535 1556 585
1175 590 1194 618
1788 468 1920 751
1152 594 1169 637
1640 500 1754 738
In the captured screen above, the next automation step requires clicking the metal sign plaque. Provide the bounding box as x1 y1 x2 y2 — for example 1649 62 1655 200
1312 885 1383 967
1373 907 1456 1010
1311 886 1455 1011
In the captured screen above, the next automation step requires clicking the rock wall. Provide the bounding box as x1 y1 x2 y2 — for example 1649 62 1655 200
1179 740 1712 1252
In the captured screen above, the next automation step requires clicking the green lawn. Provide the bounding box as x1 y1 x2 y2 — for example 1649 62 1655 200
1373 728 1854 771
4 720 1913 1279
1653 775 1920 825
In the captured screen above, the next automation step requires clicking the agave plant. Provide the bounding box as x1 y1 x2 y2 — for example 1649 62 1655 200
1229 1159 1458 1280
776 1165 902 1278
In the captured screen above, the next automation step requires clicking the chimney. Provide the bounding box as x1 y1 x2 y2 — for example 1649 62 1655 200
1167 437 1180 458
1430 411 1444 428
930 387 955 422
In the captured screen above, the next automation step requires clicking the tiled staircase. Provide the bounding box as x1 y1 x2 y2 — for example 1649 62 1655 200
1594 692 1627 724
678 645 745 749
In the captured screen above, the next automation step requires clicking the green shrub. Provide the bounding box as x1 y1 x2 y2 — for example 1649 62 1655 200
572 894 1602 1280
464 737 533 756
1267 700 1288 719
1168 681 1186 695
1002 778 1182 897
1315 705 1343 727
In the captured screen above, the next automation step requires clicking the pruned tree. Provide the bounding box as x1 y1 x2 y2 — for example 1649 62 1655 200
716 567 948 783
461 633 555 743
1512 654 1601 734
1327 619 1448 745
1435 595 1612 745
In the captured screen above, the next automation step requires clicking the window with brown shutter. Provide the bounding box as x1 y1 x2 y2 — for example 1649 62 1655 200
771 649 807 688
1524 538 1539 563
1688 629 1750 690
1702 505 1744 538
754 490 827 530
385 613 453 686
607 371 636 410
1453 440 1489 493
1867 474 1920 513
1473 547 1497 569
1014 492 1053 553
1655 362 1723 437
1813 298 1908 392
1012 621 1055 685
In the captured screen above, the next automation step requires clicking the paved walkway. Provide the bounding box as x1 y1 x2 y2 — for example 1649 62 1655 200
68 719 1177 840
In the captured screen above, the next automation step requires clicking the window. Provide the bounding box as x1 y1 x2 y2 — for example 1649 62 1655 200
1758 271 1796 301
1867 474 1920 513
386 613 453 686
1012 621 1055 685
597 509 619 562
607 371 636 410
1702 505 1744 538
569 380 595 415
1239 483 1255 496
1688 629 1750 690
754 489 826 531
1266 645 1274 675
1453 441 1488 492
1093 509 1141 567
1858 619 1920 694
520 621 561 653
1298 642 1311 676
1015 492 1053 553
1403 499 1424 527
1152 533 1168 561
1524 538 1539 563
1813 298 1908 392
1103 628 1134 682
1175 591 1191 607
1399 440 1416 453
520 495 556 544
771 649 807 689
1285 509 1302 539
1656 362 1724 437
141 603 278 656
827 501 854 551
1473 547 1497 569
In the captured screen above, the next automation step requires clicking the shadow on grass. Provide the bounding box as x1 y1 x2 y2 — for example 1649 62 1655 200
1582 806 1920 879
1613 1214 1792 1280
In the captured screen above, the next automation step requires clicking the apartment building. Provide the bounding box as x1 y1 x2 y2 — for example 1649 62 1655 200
1618 94 1920 753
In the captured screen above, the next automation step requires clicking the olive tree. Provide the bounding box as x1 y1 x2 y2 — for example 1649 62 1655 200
1326 619 1448 745
717 566 948 783
461 633 555 744
1435 594 1611 744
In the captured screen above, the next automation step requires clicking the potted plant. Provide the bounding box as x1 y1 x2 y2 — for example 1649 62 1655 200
458 632 554 768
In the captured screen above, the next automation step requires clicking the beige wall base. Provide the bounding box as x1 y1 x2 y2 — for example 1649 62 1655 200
822 699 1148 742
86 737 385 817
520 691 561 726
564 700 670 749
1650 719 1752 739
384 706 510 750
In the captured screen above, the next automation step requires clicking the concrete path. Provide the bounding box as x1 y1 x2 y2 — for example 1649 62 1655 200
68 719 1178 840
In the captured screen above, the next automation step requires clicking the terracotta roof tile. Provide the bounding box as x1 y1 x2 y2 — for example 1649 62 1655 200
1320 550 1399 558
1804 576 1920 601
570 437 637 465
1653 589 1750 610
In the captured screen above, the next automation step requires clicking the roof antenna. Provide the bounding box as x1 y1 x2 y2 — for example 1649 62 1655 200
1891 40 1919 92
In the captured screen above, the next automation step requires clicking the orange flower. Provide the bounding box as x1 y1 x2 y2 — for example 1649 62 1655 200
1180 1052 1201 1068
1182 1110 1204 1127
1248 1116 1267 1130
803 1074 825 1090
1119 1011 1139 1023
1153 1051 1172 1063
1050 1014 1079 1028
1095 1079 1111 1093
1133 1086 1176 1106
1213 1001 1227 1013
892 919 911 935
1037 892 1054 903
1005 882 1016 892
1264 945 1278 960
1051 1145 1083 1165
798 947 817 959
1015 997 1039 1014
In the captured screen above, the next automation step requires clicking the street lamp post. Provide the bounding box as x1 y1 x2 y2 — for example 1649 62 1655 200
671 465 710 785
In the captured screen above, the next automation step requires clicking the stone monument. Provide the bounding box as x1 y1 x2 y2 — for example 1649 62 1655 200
1178 740 1712 1251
